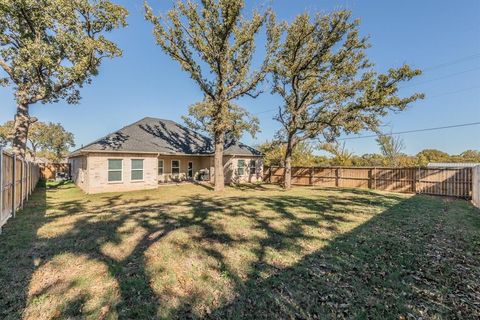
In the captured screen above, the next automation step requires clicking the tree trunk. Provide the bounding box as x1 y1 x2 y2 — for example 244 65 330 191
12 102 30 157
29 143 37 161
284 138 294 190
213 130 225 192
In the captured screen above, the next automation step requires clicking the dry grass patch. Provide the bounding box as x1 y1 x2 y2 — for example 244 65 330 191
25 253 119 320
0 181 479 319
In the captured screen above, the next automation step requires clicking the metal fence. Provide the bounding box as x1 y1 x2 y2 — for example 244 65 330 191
264 166 474 199
0 148 41 233
473 166 480 208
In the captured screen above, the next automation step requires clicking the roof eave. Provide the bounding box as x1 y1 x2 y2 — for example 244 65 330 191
69 149 263 158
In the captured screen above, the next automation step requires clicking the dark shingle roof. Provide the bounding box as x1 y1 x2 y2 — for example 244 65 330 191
70 117 261 157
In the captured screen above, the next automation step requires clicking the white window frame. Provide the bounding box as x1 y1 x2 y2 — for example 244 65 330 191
158 159 164 175
249 159 256 175
131 159 144 182
171 160 180 176
188 161 193 178
108 159 123 183
237 159 246 176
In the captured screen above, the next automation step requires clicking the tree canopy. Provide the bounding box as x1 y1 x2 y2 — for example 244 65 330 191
258 140 325 167
320 142 355 166
269 11 423 188
145 0 280 191
0 0 127 155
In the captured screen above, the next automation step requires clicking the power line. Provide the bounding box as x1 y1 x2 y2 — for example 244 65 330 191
422 53 480 72
252 54 480 116
337 121 480 141
255 108 277 115
254 86 480 117
399 66 480 89
427 86 480 99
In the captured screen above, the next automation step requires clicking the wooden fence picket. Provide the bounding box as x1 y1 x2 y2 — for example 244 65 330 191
0 149 40 233
264 165 473 199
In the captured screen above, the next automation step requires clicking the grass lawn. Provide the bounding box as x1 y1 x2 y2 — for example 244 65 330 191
0 182 479 319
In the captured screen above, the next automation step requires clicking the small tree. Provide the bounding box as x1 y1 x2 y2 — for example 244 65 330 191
415 149 450 165
41 122 75 162
270 11 423 189
145 0 279 191
0 120 13 148
0 0 127 156
376 134 405 166
320 142 354 166
460 150 480 162
258 140 317 167
26 121 48 160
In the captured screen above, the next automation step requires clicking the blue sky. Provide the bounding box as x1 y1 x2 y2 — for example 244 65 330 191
0 0 479 155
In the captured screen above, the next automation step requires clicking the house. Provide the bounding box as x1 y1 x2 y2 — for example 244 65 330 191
68 117 263 194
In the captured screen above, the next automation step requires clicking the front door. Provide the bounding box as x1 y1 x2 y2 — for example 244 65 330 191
188 161 193 179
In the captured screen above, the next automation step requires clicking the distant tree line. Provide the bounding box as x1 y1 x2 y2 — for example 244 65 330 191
0 121 74 162
258 139 480 168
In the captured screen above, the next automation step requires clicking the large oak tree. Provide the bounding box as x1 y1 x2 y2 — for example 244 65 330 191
270 11 424 189
145 0 279 191
0 0 127 156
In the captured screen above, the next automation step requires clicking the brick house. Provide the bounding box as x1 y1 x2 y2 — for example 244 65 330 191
68 117 263 194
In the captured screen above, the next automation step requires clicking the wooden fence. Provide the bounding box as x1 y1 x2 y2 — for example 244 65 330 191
473 166 480 208
39 163 71 180
0 148 41 232
264 166 474 198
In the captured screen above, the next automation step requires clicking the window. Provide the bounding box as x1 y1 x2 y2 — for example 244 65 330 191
131 159 144 181
237 160 245 176
158 159 164 175
172 160 180 176
188 161 193 178
108 159 123 182
249 160 256 174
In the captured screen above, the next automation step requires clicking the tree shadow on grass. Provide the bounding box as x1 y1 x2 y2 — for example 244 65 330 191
209 195 480 319
0 185 48 319
1 184 479 319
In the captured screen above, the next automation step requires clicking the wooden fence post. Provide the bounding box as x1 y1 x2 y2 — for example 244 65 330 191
335 168 340 187
310 167 314 186
26 162 29 200
0 148 3 234
12 154 16 218
368 168 372 189
412 168 417 194
20 158 24 209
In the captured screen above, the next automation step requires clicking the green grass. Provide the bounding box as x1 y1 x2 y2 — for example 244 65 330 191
0 182 479 319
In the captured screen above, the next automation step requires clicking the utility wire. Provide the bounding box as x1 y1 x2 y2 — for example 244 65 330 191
399 66 480 89
254 86 480 116
422 53 480 72
427 86 480 99
337 122 480 141
252 54 480 116
255 108 277 115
